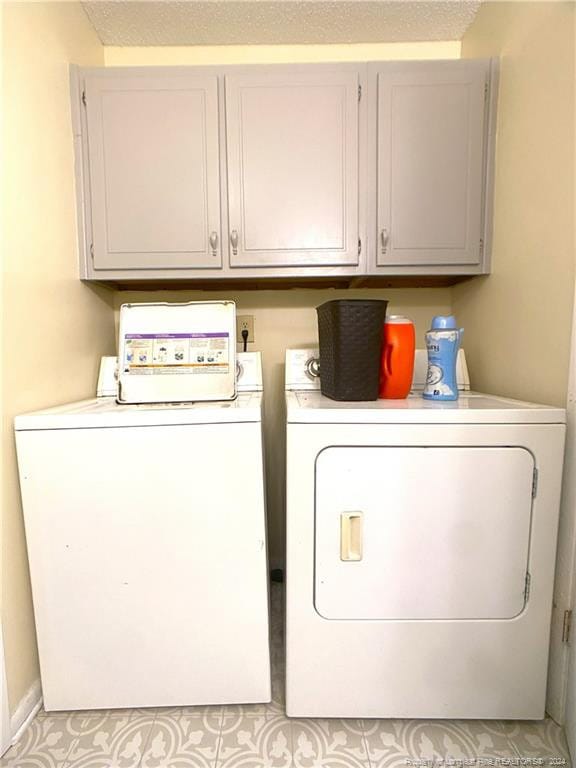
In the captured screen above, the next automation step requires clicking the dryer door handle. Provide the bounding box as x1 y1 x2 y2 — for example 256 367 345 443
340 512 363 561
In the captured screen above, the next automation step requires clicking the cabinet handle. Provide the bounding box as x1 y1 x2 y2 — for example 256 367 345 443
209 231 218 256
230 230 239 256
381 228 389 255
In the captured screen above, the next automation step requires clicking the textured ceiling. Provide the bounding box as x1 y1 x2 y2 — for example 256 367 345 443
82 1 482 47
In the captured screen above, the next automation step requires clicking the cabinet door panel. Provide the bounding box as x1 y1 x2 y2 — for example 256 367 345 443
85 75 221 270
226 71 359 267
377 63 487 267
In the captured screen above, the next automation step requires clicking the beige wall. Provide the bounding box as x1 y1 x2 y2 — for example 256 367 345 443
114 287 452 567
104 41 460 66
2 3 116 714
453 2 575 406
107 40 459 568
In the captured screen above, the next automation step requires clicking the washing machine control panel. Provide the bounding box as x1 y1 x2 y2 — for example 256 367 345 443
236 352 263 392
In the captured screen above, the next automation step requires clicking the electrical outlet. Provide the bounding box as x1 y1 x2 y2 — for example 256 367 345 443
236 315 255 344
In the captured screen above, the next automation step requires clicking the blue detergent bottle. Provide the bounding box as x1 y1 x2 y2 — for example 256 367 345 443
423 316 464 401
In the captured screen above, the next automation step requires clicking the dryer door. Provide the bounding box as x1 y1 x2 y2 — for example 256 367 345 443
314 446 534 620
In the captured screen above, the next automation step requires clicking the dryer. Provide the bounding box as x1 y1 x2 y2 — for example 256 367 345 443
285 349 566 719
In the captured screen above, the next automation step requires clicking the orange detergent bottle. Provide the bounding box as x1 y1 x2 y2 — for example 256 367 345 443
379 315 416 399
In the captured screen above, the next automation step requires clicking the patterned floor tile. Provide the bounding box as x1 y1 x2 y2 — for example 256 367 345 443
291 719 368 768
101 711 139 721
363 719 517 768
141 713 221 768
154 707 224 721
0 714 86 768
222 702 270 718
216 714 292 767
63 713 155 768
133 709 174 719
38 711 137 722
501 719 572 765
35 708 65 719
0 760 68 768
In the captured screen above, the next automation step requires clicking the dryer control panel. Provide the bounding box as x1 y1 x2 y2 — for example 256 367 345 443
285 349 320 391
286 348 470 392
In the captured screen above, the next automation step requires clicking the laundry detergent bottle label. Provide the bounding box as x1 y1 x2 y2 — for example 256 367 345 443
423 316 463 401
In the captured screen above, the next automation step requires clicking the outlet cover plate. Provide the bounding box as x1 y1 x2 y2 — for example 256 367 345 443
236 315 254 344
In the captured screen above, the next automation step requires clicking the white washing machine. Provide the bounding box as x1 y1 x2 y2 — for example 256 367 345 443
285 349 566 719
15 354 270 711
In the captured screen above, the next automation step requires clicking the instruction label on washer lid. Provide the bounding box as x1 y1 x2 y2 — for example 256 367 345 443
123 333 229 375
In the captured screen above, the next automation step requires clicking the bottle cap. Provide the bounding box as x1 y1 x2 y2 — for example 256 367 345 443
385 315 413 325
431 315 458 330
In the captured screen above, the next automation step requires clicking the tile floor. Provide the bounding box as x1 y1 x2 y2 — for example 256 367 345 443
1 584 572 768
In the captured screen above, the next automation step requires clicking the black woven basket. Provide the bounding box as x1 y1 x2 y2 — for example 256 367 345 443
316 299 388 401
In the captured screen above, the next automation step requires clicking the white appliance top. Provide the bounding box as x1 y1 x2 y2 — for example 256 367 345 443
15 393 263 431
285 347 563 424
286 391 565 425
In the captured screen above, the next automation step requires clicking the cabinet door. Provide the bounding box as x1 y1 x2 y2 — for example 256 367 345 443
376 62 488 267
85 74 221 270
225 71 359 268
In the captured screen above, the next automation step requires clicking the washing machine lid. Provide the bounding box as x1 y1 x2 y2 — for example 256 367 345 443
286 391 565 425
14 393 263 430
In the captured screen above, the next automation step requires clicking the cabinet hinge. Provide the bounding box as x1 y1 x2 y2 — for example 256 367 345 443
479 238 484 257
358 84 362 102
484 81 489 100
532 467 539 498
562 609 573 643
82 90 86 107
524 572 531 602
90 243 94 260
358 238 362 256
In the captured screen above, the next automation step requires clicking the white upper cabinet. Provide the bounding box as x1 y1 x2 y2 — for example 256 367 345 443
74 60 496 281
374 61 490 269
224 71 360 268
84 73 221 270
